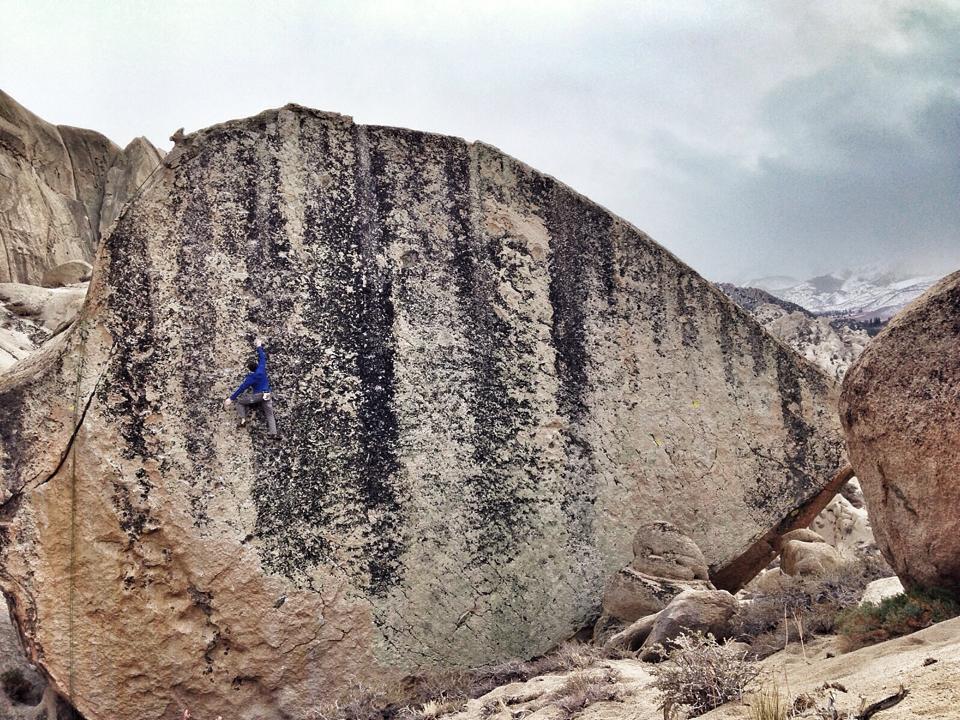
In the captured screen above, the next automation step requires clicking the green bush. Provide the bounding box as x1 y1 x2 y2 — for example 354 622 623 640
837 587 960 649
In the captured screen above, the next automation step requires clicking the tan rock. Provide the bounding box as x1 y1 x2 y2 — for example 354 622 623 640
0 105 844 720
0 283 86 332
630 521 709 580
0 90 161 284
860 576 905 606
781 538 844 577
99 137 164 237
639 589 738 661
840 270 960 593
604 612 659 652
779 528 825 546
601 567 712 623
40 260 92 288
811 492 874 559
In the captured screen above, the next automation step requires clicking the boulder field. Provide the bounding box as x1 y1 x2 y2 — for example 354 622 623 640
841 270 960 593
0 105 844 720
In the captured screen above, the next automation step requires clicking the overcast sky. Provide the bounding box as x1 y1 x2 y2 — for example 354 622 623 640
2 0 958 283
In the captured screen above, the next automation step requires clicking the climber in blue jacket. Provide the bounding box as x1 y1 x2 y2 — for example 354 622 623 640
224 338 277 436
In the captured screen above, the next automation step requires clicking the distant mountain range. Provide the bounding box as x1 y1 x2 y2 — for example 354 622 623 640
746 269 940 321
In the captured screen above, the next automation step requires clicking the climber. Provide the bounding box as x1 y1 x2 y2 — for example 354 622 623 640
224 338 277 436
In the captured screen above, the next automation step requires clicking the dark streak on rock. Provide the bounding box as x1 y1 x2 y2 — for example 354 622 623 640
248 117 406 597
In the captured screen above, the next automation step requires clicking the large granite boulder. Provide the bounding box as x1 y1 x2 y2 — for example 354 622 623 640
0 89 161 284
0 105 844 720
840 270 960 593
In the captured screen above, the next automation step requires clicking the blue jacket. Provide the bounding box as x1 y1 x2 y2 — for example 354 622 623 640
231 347 272 399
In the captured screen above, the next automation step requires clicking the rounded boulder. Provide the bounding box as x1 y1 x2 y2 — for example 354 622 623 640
840 270 960 593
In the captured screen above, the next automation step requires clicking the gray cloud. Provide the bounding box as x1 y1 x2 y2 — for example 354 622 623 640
1 0 957 282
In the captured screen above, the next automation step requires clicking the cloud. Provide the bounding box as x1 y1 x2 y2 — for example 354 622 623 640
645 2 960 280
0 0 956 281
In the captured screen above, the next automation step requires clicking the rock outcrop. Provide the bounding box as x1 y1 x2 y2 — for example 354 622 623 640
0 105 844 720
0 89 162 284
840 270 960 593
599 523 713 626
779 530 843 577
637 589 739 661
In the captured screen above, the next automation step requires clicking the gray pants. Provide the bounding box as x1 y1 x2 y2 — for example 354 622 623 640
235 390 277 436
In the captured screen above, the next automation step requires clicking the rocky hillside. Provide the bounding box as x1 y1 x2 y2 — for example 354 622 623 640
0 89 162 284
0 104 846 720
718 283 869 380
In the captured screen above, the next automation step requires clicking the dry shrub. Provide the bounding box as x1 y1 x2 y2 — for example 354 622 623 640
307 642 604 720
837 587 960 649
547 669 623 719
735 556 893 657
748 682 788 720
651 633 760 718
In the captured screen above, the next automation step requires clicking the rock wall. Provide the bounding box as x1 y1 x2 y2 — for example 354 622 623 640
0 89 162 284
0 105 843 720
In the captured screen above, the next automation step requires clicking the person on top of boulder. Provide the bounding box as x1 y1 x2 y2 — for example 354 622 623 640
224 338 277 436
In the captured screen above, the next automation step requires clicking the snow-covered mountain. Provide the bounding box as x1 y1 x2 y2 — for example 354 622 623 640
748 269 940 320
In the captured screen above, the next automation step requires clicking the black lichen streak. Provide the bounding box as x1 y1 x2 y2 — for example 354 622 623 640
247 116 407 597
444 139 539 566
98 211 159 464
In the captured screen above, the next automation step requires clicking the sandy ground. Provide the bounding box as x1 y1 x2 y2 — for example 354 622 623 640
449 617 960 720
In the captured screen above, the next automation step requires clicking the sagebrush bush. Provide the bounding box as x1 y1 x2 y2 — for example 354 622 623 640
837 587 960 649
651 633 760 718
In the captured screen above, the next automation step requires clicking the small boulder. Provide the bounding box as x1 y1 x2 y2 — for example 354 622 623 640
638 589 738 661
602 567 712 622
40 260 92 288
860 577 904 606
630 522 710 580
781 538 843 577
778 528 825 547
604 612 659 652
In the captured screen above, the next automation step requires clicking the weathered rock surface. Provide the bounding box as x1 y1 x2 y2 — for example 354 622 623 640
638 589 738 661
40 260 92 288
811 492 873 559
0 282 86 370
0 283 87 333
840 270 960 593
601 566 713 623
630 521 709 580
0 89 161 284
0 609 47 719
600 523 712 624
0 105 843 719
860 576 905 606
780 536 843 577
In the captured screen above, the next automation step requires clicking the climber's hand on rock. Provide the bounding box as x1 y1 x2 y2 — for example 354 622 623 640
255 338 263 348
223 398 233 409
263 392 271 401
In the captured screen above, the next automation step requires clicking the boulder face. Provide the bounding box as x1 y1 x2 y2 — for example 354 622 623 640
0 105 843 719
840 270 960 593
0 89 162 284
